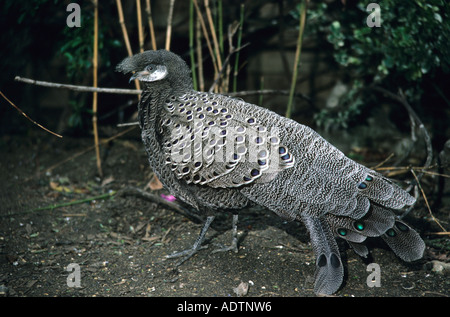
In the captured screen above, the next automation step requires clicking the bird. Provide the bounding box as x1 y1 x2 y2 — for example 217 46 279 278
116 49 425 295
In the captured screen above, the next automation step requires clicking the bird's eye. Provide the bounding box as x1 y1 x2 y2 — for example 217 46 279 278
145 65 154 72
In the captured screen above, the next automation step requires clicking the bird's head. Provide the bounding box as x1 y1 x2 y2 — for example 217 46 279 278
116 49 192 91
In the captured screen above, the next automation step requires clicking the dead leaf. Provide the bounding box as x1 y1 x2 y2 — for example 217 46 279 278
147 174 163 190
101 175 115 187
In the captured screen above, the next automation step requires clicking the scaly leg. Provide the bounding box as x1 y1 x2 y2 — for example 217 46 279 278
166 215 215 266
212 214 239 253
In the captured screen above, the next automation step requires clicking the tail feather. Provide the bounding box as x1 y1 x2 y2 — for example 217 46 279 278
359 172 416 209
302 215 344 295
325 205 396 243
381 220 426 262
347 241 369 258
324 203 425 263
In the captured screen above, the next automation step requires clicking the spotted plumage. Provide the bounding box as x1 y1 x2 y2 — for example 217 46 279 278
117 50 425 295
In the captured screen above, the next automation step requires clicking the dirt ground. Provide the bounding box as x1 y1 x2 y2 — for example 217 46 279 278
0 130 448 298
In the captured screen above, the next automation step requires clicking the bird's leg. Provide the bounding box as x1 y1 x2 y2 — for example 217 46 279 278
166 215 215 266
212 214 239 254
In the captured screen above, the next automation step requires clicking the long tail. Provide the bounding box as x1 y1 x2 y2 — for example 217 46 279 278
302 215 344 295
325 204 425 262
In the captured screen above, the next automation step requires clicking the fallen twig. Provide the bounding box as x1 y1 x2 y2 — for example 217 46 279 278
2 191 116 218
410 169 447 232
0 90 63 138
116 186 204 223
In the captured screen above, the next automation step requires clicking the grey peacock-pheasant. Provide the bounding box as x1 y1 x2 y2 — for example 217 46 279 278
117 49 425 295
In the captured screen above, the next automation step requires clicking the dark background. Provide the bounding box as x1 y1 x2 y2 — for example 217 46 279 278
0 0 448 297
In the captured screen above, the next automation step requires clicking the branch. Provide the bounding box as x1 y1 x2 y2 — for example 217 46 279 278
0 90 63 138
15 76 141 94
370 86 433 176
228 89 311 103
369 86 434 219
15 76 311 103
208 43 250 92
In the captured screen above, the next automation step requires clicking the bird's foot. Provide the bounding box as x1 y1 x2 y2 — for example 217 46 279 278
165 245 209 267
211 235 239 254
165 215 215 267
212 214 240 254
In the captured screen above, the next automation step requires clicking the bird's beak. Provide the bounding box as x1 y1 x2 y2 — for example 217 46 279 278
129 70 150 83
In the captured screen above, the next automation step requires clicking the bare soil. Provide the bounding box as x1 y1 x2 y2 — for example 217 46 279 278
0 131 448 298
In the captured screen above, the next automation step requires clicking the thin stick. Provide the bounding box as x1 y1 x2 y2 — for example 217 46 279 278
370 86 433 178
410 169 447 232
14 76 313 103
232 3 245 93
136 0 145 53
145 0 157 50
189 0 198 90
425 232 450 236
0 90 62 138
228 88 311 102
193 0 218 76
117 122 139 127
2 192 116 217
92 0 103 177
15 76 141 94
116 0 133 56
165 0 176 51
286 0 308 118
204 0 222 71
44 126 136 174
371 152 395 169
196 17 205 91
208 43 250 92
115 0 141 92
218 0 224 55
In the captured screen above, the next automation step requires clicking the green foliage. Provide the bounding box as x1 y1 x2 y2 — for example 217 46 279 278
305 0 450 129
59 8 122 81
58 4 121 130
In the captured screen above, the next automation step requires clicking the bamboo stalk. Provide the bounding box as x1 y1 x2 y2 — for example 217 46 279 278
193 0 219 78
286 0 308 119
116 0 133 56
145 0 157 50
165 0 176 51
196 17 205 91
232 3 245 92
189 0 198 90
92 0 103 177
115 0 140 92
204 0 222 72
218 0 224 55
136 0 144 53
